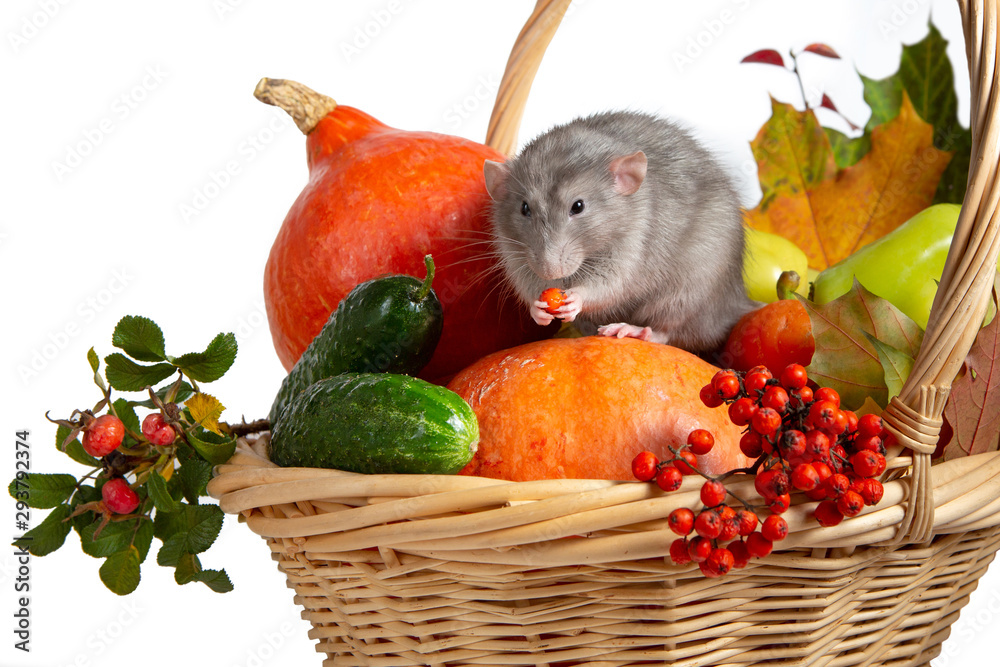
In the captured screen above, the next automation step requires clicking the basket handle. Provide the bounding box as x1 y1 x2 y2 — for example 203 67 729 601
486 0 1000 545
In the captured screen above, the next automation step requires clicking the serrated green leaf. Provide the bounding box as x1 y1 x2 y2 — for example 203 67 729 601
13 505 72 556
156 532 186 567
189 568 233 593
87 347 100 373
134 519 154 564
8 473 77 509
147 471 180 513
112 398 141 436
862 332 916 402
186 430 236 466
825 127 871 169
112 315 167 362
178 458 213 503
153 504 224 554
104 353 175 392
80 518 136 558
99 547 141 596
129 381 195 409
172 333 237 383
175 552 201 584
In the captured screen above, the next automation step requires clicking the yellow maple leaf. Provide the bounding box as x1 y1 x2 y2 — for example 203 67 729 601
185 392 225 435
745 92 952 270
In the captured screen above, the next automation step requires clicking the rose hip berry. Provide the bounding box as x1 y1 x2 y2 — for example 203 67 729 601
141 413 176 447
687 536 713 563
814 386 841 407
752 407 782 436
82 414 125 457
699 383 724 408
687 429 715 456
746 532 773 558
814 500 844 527
728 397 757 426
736 509 759 536
668 508 695 536
761 514 789 541
780 363 808 389
701 547 735 578
656 465 683 492
729 540 751 569
740 431 764 458
674 450 699 475
761 385 790 413
700 480 726 507
670 538 692 565
857 413 883 438
791 463 820 491
102 477 139 515
631 451 659 482
695 510 723 539
539 287 566 314
836 490 865 518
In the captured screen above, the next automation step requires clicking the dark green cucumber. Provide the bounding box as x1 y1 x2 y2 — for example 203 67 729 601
268 255 443 424
268 373 479 474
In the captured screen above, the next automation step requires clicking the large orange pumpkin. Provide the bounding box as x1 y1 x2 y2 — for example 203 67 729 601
447 337 751 481
258 79 550 381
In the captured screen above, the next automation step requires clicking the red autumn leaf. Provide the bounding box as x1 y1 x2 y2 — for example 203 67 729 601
941 279 1000 460
820 94 860 130
803 43 841 59
741 49 785 67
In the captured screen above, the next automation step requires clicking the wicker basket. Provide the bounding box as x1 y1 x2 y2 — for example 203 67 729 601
207 1 1000 665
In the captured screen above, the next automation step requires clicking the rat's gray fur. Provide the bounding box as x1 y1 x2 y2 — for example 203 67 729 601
488 110 755 353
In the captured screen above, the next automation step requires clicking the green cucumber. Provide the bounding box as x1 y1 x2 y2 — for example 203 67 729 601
268 255 443 425
268 373 478 474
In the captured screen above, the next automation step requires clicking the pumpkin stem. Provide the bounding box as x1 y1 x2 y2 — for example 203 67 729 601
777 270 801 301
253 78 337 134
417 255 436 301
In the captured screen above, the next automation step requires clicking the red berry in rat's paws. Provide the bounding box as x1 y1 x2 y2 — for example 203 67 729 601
102 477 140 515
141 413 177 447
82 414 125 457
539 288 566 315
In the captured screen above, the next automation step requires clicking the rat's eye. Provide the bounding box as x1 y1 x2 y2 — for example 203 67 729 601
521 201 531 217
570 199 585 216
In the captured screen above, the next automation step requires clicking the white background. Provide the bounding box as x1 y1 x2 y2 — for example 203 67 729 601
2 1 997 666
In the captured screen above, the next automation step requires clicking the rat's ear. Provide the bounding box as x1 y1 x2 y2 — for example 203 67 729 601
609 151 647 195
483 160 509 201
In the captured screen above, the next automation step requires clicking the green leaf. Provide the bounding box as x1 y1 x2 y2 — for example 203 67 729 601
147 471 180 513
129 381 195 409
172 333 237 383
99 547 142 596
87 347 100 373
8 473 77 509
112 398 141 436
156 532 186 567
825 127 871 169
81 518 136 558
153 503 224 554
189 568 233 593
134 519 154 563
862 332 916 402
112 315 167 362
178 458 213 503
175 552 202 584
104 353 175 392
13 505 72 556
186 430 236 466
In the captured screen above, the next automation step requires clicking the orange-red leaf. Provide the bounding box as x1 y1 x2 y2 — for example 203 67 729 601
742 49 785 67
745 92 952 269
803 43 840 59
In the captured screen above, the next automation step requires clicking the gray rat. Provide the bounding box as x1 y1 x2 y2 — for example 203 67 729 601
483 110 756 353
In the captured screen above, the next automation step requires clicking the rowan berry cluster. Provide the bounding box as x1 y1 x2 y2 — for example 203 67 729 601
632 363 888 577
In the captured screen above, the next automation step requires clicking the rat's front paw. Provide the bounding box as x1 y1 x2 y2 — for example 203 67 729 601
598 323 669 344
555 289 585 322
530 301 556 326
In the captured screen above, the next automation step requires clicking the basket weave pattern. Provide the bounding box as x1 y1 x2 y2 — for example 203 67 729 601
209 1 1000 665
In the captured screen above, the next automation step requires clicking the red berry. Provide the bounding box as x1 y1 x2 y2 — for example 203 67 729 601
779 429 807 458
695 510 723 539
780 363 808 390
857 413 883 439
852 450 880 478
736 510 759 536
674 450 699 475
854 435 884 454
805 487 828 501
701 547 735 578
728 397 758 427
631 451 659 482
814 500 844 527
761 385 790 413
670 538 692 565
809 400 840 433
729 540 751 569
804 429 831 462
747 365 773 379
717 504 737 522
746 532 773 558
82 414 126 457
761 514 789 541
812 461 833 484
700 480 727 507
791 463 820 491
860 479 885 506
825 473 851 497
843 410 859 435
668 508 695 536
814 386 841 407
687 536 712 563
836 490 865 517
540 287 566 314
792 385 814 408
656 465 684 492
754 470 790 500
718 517 739 541
740 431 764 458
142 413 176 447
687 429 715 456
715 374 741 400
102 477 139 514
752 407 782 436
700 383 724 408
744 371 770 395
769 493 791 514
